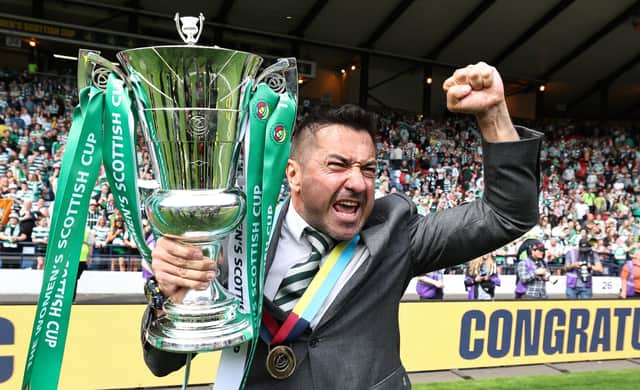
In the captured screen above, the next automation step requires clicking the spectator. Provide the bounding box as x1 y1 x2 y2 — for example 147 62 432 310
564 239 603 299
18 198 36 239
32 216 49 269
46 99 59 116
619 248 640 299
611 236 630 273
124 225 139 272
101 192 116 217
106 216 128 271
515 240 550 299
48 162 61 194
415 269 445 300
32 197 49 219
545 237 565 274
90 215 110 270
86 198 104 229
26 172 42 199
0 213 24 268
5 182 19 203
464 254 500 300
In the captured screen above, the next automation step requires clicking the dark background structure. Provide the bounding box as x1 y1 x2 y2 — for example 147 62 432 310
1 0 639 119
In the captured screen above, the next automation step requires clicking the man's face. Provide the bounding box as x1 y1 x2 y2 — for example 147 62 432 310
531 247 545 260
287 125 377 241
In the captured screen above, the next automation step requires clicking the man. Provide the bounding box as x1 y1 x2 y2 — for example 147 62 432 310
415 269 445 300
564 238 602 299
86 198 104 229
619 247 640 299
141 62 542 388
0 213 24 268
515 240 550 299
545 236 565 274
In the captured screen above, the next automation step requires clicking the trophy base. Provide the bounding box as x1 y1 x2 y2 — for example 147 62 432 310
146 285 253 352
163 294 239 327
146 310 252 352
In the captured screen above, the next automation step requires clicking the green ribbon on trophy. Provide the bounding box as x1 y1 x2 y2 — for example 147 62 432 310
103 74 152 260
216 83 296 389
22 75 151 389
21 85 103 390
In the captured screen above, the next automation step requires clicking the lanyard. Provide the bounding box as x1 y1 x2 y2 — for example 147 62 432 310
261 235 360 345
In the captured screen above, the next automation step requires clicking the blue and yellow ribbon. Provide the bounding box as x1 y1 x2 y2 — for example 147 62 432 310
261 234 360 345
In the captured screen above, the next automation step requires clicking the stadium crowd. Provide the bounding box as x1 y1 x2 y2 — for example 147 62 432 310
1 68 639 286
372 112 640 279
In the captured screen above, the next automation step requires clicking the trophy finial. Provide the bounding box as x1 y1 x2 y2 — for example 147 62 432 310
175 12 205 45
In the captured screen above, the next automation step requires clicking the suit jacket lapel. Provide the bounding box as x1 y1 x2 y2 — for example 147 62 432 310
358 216 389 259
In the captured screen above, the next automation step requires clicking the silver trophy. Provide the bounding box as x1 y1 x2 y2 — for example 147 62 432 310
79 13 297 352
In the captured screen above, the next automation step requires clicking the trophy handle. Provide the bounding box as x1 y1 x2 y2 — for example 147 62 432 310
174 13 187 44
77 49 153 261
193 13 206 44
78 49 130 91
254 57 298 99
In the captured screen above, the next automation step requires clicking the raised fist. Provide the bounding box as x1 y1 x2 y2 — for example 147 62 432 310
442 61 504 116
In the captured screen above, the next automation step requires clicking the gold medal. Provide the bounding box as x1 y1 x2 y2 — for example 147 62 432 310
266 344 296 379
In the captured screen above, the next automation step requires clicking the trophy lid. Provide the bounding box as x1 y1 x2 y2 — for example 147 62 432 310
116 12 263 79
117 12 262 60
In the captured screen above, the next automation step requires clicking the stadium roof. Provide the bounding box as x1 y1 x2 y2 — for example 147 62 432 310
2 0 639 119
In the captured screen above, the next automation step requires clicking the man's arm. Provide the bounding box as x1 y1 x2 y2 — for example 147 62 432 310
408 63 541 274
408 126 541 274
140 307 189 376
416 275 443 288
517 261 536 284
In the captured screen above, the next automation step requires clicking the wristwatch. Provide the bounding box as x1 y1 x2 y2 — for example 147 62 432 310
144 276 165 310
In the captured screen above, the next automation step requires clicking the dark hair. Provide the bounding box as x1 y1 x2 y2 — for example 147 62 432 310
291 104 378 158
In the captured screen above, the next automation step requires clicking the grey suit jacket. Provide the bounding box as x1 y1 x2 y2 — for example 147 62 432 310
142 126 542 389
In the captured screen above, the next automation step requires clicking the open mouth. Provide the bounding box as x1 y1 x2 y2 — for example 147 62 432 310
334 199 360 215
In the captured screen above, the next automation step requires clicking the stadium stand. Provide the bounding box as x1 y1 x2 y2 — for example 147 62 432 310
1 68 639 283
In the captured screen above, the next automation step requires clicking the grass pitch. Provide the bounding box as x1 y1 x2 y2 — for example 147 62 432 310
413 368 640 389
